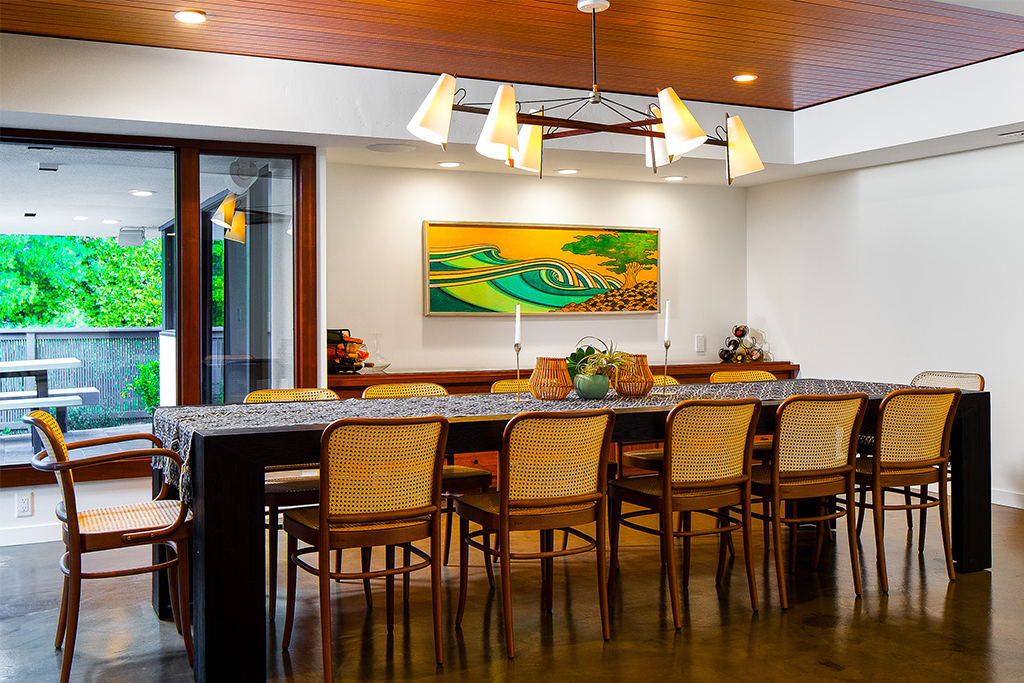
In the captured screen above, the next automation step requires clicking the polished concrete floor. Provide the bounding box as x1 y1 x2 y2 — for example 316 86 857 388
2 504 1023 682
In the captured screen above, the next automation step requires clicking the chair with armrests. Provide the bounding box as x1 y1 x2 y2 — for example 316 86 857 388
362 383 493 577
24 410 194 683
244 387 342 619
281 416 449 680
455 409 615 658
749 393 867 609
608 398 762 628
854 388 960 592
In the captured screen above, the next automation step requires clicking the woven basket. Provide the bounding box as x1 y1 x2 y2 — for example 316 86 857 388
528 357 574 400
614 353 655 397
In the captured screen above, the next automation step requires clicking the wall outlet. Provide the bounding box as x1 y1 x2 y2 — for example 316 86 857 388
695 334 706 353
16 491 34 518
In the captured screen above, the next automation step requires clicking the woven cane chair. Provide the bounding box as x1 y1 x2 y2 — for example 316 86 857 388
855 388 961 592
749 393 867 609
491 378 531 394
281 416 449 679
245 388 341 619
911 371 984 392
609 399 762 627
24 411 194 683
454 409 615 658
362 383 492 574
710 369 777 383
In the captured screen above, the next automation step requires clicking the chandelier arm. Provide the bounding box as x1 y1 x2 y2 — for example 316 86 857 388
598 100 650 124
517 96 591 105
599 97 652 119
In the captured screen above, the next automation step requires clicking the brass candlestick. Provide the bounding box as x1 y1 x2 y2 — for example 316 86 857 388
662 340 671 396
514 342 522 402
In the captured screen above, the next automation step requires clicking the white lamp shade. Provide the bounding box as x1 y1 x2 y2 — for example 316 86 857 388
407 73 457 148
507 110 543 173
644 105 676 169
476 84 519 161
657 87 707 157
727 115 764 180
211 193 236 229
224 210 246 244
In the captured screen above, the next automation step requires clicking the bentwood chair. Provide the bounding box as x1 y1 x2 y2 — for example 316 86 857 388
24 411 194 683
455 409 615 658
855 388 961 592
281 416 449 679
244 388 341 619
609 399 762 627
491 378 531 394
614 375 678 476
710 369 777 383
749 393 867 609
361 383 492 573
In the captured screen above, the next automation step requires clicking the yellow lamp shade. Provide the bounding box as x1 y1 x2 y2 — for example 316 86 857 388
407 73 457 149
644 105 676 169
507 109 543 174
727 115 764 182
657 87 707 157
225 210 246 244
476 84 519 162
211 193 236 229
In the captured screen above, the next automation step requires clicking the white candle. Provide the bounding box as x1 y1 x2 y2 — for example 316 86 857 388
663 300 671 344
514 304 521 346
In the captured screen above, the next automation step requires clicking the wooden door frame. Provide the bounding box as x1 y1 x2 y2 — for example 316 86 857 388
1 129 318 404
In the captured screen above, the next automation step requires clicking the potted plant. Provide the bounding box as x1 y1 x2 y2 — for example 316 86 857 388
568 337 634 399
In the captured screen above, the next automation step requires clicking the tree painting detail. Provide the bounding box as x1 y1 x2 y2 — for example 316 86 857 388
425 222 659 314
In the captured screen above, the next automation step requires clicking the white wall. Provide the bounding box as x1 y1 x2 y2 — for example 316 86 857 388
326 164 749 371
746 142 1024 507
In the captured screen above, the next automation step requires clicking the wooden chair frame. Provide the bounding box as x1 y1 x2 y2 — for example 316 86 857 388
24 412 193 683
749 393 867 609
454 409 615 658
853 388 961 593
608 398 762 628
280 416 449 679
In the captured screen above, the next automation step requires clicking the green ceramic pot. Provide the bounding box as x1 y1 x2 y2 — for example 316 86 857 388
574 373 610 399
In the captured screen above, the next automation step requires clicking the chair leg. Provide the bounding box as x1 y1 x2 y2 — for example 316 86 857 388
762 500 771 549
402 544 411 602
361 547 373 608
58 553 82 683
431 519 444 665
873 486 889 593
682 511 692 589
609 497 621 577
938 471 956 582
282 534 298 650
443 495 454 567
500 527 515 658
268 505 279 620
771 498 788 610
918 484 929 553
385 545 395 633
596 499 610 641
741 492 759 612
319 539 333 683
543 530 554 611
664 504 681 630
484 531 496 588
174 539 195 666
903 486 914 529
334 548 342 582
846 477 863 598
456 516 471 624
54 574 69 648
856 485 867 537
811 499 825 569
787 500 798 573
716 511 729 584
165 544 182 634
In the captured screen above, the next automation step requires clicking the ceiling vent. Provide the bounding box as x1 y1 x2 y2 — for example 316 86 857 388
38 163 59 172
118 227 146 247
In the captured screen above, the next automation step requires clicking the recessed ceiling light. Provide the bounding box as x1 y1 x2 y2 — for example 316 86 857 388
733 74 758 83
129 190 154 197
102 219 120 224
24 213 36 217
663 176 687 182
436 161 461 168
557 169 579 175
73 216 89 221
174 10 207 24
366 143 417 153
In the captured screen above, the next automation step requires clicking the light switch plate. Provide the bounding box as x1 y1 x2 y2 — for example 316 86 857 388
695 334 706 353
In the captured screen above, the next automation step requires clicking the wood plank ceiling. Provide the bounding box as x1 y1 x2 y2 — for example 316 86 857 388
2 0 1023 110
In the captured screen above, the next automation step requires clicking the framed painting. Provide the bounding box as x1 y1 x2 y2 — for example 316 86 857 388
423 221 659 315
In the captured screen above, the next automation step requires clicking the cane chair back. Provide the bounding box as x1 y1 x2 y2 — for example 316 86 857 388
363 383 447 399
491 378 531 393
245 387 339 403
666 400 758 483
653 375 680 387
775 395 866 474
324 420 444 516
910 371 984 392
505 413 610 502
25 410 76 518
876 390 959 466
710 369 776 383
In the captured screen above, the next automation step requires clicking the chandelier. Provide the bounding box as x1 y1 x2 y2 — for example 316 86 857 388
406 0 764 183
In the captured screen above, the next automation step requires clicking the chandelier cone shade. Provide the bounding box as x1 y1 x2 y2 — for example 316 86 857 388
657 88 708 157
225 210 246 244
726 115 765 182
475 84 520 162
644 105 676 169
211 193 236 230
406 73 457 149
507 109 544 174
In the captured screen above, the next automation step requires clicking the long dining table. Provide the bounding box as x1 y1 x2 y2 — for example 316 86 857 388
151 378 990 683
